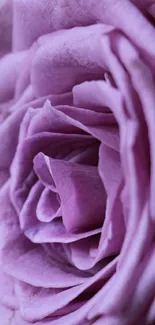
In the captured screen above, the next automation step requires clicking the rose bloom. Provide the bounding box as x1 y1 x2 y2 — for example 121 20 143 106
0 1 155 325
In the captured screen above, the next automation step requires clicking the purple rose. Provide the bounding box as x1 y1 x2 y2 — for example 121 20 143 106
0 1 155 325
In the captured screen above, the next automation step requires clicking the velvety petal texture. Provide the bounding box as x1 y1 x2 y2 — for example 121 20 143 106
0 1 155 325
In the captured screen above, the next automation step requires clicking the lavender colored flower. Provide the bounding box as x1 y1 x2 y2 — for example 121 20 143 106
0 1 155 325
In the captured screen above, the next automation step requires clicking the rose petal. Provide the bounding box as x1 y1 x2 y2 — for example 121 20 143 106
2 236 87 288
26 100 82 138
0 181 20 251
14 259 116 322
12 0 155 62
0 51 27 103
0 304 15 325
0 0 12 58
70 236 100 271
55 104 119 151
0 107 26 170
31 24 113 97
0 270 17 310
36 188 61 223
25 221 102 245
35 155 106 233
73 80 120 113
87 204 153 320
19 181 43 230
97 144 125 260
11 131 96 212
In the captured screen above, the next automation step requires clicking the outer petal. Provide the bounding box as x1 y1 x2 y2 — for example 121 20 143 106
12 0 155 62
0 51 27 103
0 304 15 325
0 0 12 58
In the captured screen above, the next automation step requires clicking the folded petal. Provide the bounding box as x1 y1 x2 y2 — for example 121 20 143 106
31 24 113 97
2 235 87 288
35 155 106 233
14 258 116 322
